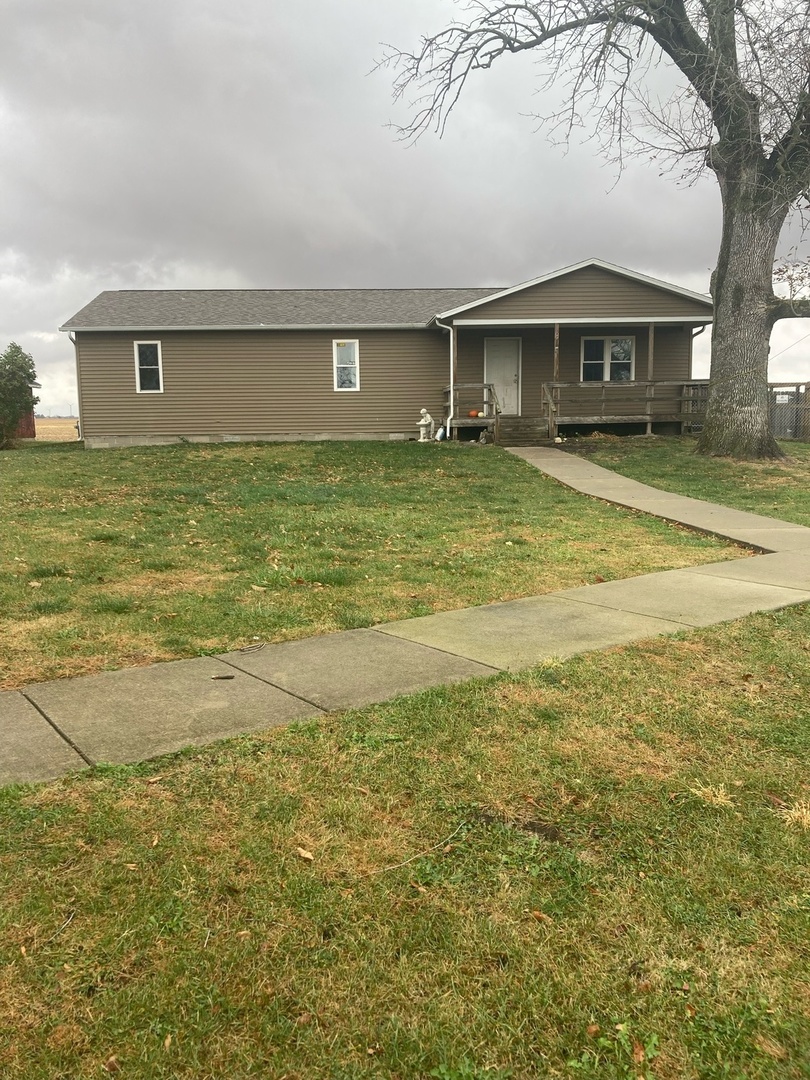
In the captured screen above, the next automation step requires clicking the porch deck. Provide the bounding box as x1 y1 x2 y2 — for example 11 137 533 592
444 381 710 442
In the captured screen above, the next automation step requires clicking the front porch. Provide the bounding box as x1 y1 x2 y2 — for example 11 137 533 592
443 379 710 444
443 380 810 445
438 312 712 444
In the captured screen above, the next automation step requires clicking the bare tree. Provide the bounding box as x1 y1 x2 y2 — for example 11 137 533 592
382 1 810 459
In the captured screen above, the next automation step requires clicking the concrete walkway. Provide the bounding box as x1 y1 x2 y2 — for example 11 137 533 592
4 447 810 786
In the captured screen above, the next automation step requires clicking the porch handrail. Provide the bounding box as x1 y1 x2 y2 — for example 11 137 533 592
541 382 558 439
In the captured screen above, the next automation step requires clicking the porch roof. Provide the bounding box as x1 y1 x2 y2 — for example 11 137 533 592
432 259 713 326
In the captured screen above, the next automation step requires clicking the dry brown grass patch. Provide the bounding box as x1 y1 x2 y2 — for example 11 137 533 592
554 724 700 782
117 569 230 595
775 800 810 830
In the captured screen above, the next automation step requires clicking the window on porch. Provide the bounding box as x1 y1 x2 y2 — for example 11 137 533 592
581 337 635 382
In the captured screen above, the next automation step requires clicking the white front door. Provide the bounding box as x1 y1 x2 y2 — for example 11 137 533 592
484 337 521 415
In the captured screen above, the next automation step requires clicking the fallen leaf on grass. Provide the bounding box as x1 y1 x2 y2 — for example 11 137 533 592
586 1024 600 1037
530 910 554 924
250 584 267 592
295 847 315 862
632 1040 646 1065
28 581 41 588
103 1056 121 1073
763 792 788 809
163 1035 172 1050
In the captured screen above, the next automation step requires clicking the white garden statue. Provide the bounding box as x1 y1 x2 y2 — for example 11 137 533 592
417 408 435 442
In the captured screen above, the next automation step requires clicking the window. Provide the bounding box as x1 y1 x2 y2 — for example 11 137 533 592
581 337 635 382
134 341 163 393
333 339 359 391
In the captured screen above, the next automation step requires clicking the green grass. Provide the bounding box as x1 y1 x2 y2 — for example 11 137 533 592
0 440 739 690
1 606 808 1078
566 436 810 526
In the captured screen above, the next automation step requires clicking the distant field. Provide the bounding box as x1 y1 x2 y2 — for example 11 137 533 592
33 418 80 442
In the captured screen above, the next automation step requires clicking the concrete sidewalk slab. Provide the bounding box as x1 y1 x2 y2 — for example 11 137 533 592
219 629 497 711
378 595 684 670
555 569 810 627
506 446 810 554
719 527 810 552
689 551 810 588
25 657 321 765
1 692 87 785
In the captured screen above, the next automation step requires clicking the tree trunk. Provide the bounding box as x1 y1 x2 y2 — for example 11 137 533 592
698 169 785 459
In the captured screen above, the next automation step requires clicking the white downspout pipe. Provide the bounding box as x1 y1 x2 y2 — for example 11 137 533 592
435 317 454 439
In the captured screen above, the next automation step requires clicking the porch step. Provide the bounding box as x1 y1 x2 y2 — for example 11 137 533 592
496 417 551 446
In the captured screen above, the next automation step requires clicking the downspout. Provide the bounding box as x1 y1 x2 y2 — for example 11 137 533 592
435 316 454 439
69 332 82 440
690 324 707 379
687 324 709 433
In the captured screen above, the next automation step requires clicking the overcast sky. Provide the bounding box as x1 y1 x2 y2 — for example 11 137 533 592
2 0 809 414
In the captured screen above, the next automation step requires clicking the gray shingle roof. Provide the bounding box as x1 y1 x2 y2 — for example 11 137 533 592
59 288 503 331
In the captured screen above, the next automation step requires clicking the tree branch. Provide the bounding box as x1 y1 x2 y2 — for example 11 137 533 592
770 295 810 320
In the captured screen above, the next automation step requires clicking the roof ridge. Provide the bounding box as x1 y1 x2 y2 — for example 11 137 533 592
106 286 503 294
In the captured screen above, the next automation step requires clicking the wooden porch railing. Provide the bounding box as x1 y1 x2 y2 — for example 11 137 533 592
543 380 710 435
443 383 501 439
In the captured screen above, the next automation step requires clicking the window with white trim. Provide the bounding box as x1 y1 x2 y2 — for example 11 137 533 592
333 339 359 391
134 341 163 393
581 337 635 382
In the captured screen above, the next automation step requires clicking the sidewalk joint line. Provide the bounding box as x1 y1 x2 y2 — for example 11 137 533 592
212 657 328 712
21 693 96 768
369 627 504 671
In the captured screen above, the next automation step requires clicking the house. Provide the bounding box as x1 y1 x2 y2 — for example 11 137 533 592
59 259 713 449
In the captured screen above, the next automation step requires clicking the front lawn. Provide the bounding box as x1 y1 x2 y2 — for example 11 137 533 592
567 436 810 526
1 606 808 1078
0 440 739 689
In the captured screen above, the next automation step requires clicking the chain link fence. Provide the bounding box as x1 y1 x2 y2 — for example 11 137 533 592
769 384 810 441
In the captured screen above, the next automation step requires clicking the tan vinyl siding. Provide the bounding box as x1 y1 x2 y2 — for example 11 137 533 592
458 266 712 321
650 326 694 380
76 329 450 438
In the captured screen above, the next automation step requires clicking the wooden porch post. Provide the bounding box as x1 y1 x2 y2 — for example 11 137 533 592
646 322 655 434
553 323 560 381
451 323 458 441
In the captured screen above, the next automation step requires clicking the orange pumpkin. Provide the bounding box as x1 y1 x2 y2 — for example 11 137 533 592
468 409 479 417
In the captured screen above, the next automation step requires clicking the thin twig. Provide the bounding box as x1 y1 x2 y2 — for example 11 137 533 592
42 910 75 945
358 823 466 878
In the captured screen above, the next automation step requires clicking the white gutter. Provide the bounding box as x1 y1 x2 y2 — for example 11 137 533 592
452 316 712 326
57 322 431 333
434 317 454 438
